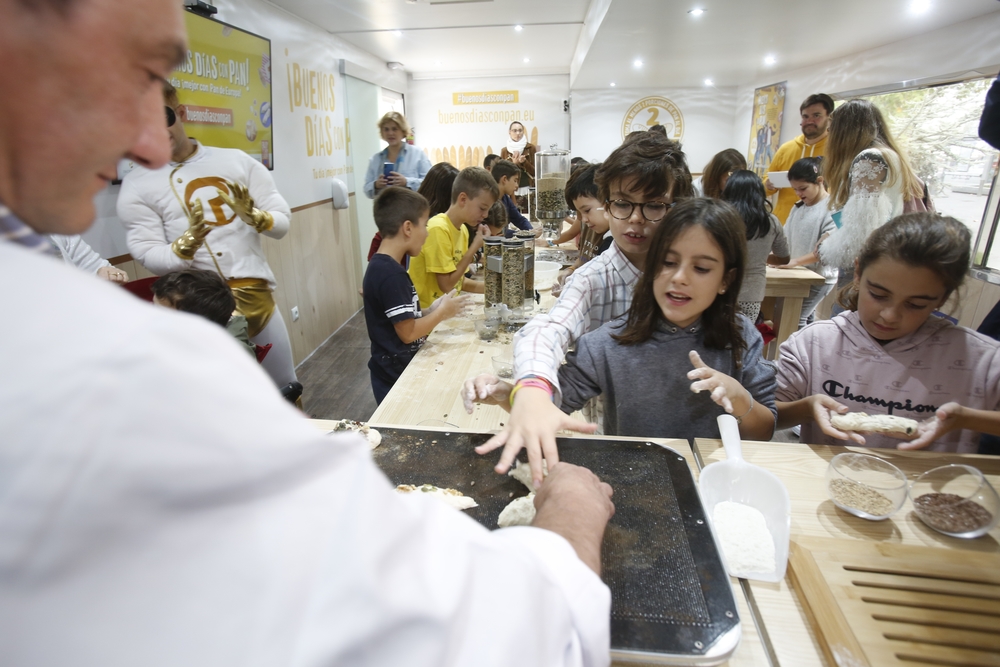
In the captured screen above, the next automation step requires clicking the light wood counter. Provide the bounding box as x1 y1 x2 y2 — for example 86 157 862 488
761 266 827 358
693 439 1000 667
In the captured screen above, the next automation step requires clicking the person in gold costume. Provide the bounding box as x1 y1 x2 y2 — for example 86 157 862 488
118 82 296 389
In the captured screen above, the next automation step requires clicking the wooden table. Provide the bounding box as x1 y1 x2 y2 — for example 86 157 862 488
370 291 555 430
761 266 826 358
693 439 1000 667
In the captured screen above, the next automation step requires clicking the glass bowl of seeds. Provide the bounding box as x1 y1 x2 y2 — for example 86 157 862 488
908 464 999 538
826 452 908 520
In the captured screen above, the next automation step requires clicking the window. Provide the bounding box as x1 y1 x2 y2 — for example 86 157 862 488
864 78 998 267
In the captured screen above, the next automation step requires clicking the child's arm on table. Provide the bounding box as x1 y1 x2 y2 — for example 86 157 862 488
474 274 601 487
773 251 819 269
393 291 470 344
687 351 775 441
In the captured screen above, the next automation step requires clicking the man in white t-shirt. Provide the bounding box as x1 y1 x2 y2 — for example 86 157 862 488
0 1 615 665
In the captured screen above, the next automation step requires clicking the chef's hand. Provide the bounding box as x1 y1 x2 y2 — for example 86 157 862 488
462 373 512 413
898 402 962 450
475 386 597 490
532 462 614 575
218 182 273 233
171 199 211 260
808 394 866 444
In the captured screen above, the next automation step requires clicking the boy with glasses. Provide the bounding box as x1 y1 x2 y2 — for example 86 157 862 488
471 133 694 487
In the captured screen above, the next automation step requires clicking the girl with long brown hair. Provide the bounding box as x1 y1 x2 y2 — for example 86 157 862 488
819 98 924 271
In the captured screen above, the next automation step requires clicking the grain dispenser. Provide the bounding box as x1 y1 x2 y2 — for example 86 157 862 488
534 147 571 239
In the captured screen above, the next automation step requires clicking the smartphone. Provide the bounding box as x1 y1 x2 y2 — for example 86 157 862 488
383 162 393 178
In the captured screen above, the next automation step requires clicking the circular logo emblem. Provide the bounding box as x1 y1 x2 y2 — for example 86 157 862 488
621 96 684 141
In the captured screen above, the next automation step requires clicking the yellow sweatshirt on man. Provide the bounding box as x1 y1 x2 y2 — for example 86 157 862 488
766 134 827 224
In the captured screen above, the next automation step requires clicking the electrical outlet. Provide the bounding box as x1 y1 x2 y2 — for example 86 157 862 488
290 306 300 321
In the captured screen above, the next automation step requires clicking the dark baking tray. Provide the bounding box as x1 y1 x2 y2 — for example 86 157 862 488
367 427 740 664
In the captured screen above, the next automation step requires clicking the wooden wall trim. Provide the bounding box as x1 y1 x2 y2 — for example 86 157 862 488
290 198 333 213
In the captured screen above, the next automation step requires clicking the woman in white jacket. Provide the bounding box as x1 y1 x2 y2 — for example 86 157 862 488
819 99 924 273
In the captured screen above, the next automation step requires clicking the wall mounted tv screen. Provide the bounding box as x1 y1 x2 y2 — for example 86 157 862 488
171 10 273 169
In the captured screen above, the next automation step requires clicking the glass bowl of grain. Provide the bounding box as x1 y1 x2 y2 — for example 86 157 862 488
826 452 908 520
908 464 999 538
491 354 514 380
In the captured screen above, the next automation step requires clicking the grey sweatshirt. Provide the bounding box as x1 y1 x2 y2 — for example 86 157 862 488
558 314 777 440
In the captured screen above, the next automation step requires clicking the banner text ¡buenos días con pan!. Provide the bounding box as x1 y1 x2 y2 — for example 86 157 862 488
176 51 251 88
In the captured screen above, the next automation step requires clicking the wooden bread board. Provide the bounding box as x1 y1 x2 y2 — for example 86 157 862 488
788 537 1000 667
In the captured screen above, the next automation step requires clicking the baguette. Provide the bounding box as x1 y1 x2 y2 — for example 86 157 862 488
829 412 918 436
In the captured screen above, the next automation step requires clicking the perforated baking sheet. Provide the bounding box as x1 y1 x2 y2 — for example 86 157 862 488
367 428 740 663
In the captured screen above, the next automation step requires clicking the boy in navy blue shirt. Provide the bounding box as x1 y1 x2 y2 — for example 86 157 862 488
491 160 540 236
364 187 469 403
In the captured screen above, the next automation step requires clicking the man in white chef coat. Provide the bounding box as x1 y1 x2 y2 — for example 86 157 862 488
0 1 614 666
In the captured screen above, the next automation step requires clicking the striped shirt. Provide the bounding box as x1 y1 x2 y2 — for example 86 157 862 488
514 242 641 403
0 203 59 256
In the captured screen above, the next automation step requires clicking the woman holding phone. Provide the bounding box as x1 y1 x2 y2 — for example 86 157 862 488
363 111 432 199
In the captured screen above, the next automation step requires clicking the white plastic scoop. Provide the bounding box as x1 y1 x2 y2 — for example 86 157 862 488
699 414 791 582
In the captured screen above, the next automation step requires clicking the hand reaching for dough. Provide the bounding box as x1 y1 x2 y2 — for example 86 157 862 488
171 199 211 260
218 181 273 233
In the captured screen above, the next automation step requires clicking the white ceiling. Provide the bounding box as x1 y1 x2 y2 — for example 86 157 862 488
268 0 1000 87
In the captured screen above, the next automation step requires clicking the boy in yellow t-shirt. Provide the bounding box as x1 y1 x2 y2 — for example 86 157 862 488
408 166 498 309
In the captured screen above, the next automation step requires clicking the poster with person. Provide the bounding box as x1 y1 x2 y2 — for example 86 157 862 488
748 82 786 179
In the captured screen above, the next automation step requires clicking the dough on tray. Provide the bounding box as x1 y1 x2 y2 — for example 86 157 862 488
329 419 382 448
396 484 478 510
498 493 536 527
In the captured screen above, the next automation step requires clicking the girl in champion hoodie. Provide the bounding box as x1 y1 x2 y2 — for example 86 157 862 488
775 213 1000 453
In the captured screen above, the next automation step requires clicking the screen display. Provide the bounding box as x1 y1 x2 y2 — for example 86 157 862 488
171 10 273 169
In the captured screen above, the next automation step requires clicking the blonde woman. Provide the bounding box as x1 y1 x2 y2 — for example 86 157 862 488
819 99 924 272
363 111 432 199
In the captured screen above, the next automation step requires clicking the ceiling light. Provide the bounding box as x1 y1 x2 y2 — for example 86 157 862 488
909 0 931 14
610 82 616 87
523 57 530 63
704 78 713 86
633 59 643 68
392 30 402 37
514 24 523 31
764 54 776 66
386 61 404 70
688 8 704 16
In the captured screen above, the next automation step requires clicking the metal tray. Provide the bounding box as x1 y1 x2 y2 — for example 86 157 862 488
368 427 740 665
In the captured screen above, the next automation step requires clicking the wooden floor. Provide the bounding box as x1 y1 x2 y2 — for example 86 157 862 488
298 309 378 422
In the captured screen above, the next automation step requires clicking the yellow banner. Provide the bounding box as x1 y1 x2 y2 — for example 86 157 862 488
171 12 273 167
452 90 519 105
